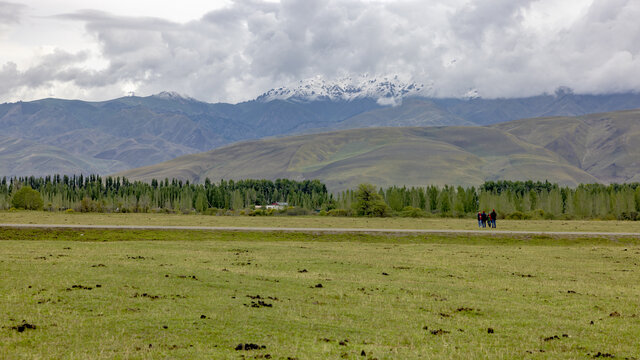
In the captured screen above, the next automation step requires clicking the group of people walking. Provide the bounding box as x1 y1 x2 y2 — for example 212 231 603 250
477 210 497 228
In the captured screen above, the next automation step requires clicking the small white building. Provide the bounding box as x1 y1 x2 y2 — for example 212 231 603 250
265 202 289 210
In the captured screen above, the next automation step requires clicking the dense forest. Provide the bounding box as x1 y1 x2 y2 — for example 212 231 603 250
1 176 639 220
0 175 330 214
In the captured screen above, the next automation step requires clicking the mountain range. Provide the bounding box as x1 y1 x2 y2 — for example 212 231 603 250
117 109 640 191
1 77 640 184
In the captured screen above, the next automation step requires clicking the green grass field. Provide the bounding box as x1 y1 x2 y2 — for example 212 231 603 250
2 211 640 233
1 227 639 359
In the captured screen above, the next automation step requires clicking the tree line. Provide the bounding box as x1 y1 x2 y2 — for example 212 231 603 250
0 175 330 214
1 176 639 220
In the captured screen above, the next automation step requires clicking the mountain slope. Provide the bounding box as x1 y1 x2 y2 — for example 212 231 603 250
3 79 640 177
117 109 640 190
0 136 127 177
492 108 640 183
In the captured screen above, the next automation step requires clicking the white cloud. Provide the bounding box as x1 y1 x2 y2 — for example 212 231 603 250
1 0 639 103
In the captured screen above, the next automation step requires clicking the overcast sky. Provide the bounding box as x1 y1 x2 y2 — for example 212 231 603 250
1 0 639 103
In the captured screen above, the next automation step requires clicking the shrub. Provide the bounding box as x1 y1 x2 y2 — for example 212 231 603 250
619 211 639 221
279 207 311 216
203 207 220 215
11 186 43 210
527 209 546 219
506 211 530 220
248 209 266 216
327 209 350 217
400 206 426 218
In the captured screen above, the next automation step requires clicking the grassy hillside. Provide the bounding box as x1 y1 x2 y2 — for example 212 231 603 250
0 136 127 177
492 108 640 183
118 117 613 190
4 92 640 177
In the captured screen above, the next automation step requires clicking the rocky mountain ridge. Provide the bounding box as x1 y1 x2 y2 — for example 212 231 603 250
256 75 426 105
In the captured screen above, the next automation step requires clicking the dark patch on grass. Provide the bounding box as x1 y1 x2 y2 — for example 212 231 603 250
381 272 389 276
235 343 266 350
592 352 615 358
339 339 349 346
487 328 494 334
132 292 163 300
11 321 36 332
67 284 93 290
609 311 621 317
298 269 308 273
314 283 323 288
543 335 564 341
127 255 148 260
455 307 475 312
430 329 450 335
91 264 106 267
512 272 535 278
247 295 278 301
176 275 198 280
245 300 272 308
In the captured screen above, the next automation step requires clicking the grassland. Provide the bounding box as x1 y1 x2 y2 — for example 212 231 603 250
1 227 639 359
2 211 640 233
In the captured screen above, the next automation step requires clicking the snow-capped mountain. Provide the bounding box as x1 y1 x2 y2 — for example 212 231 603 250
463 89 481 99
257 75 426 105
151 91 197 101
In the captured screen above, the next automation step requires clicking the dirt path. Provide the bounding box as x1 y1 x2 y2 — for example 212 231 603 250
1 223 639 238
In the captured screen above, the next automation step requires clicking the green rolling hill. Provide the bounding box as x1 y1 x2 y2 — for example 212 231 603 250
117 109 640 190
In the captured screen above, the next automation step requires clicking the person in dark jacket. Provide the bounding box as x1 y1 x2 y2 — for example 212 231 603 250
490 209 497 228
481 211 487 228
477 212 482 228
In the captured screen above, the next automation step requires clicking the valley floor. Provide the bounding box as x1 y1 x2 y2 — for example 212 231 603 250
2 211 640 233
0 228 639 359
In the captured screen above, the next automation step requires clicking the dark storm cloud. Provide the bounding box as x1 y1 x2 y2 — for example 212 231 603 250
2 0 640 102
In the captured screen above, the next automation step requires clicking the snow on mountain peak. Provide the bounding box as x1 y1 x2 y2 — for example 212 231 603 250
152 91 195 101
463 88 481 100
257 75 427 105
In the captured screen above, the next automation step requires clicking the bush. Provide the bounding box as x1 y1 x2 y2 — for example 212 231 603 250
400 206 426 218
327 209 351 217
80 197 102 212
11 186 43 210
506 211 530 220
278 207 311 216
619 211 639 221
527 209 546 219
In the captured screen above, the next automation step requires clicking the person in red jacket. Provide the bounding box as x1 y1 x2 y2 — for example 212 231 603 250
477 211 482 228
